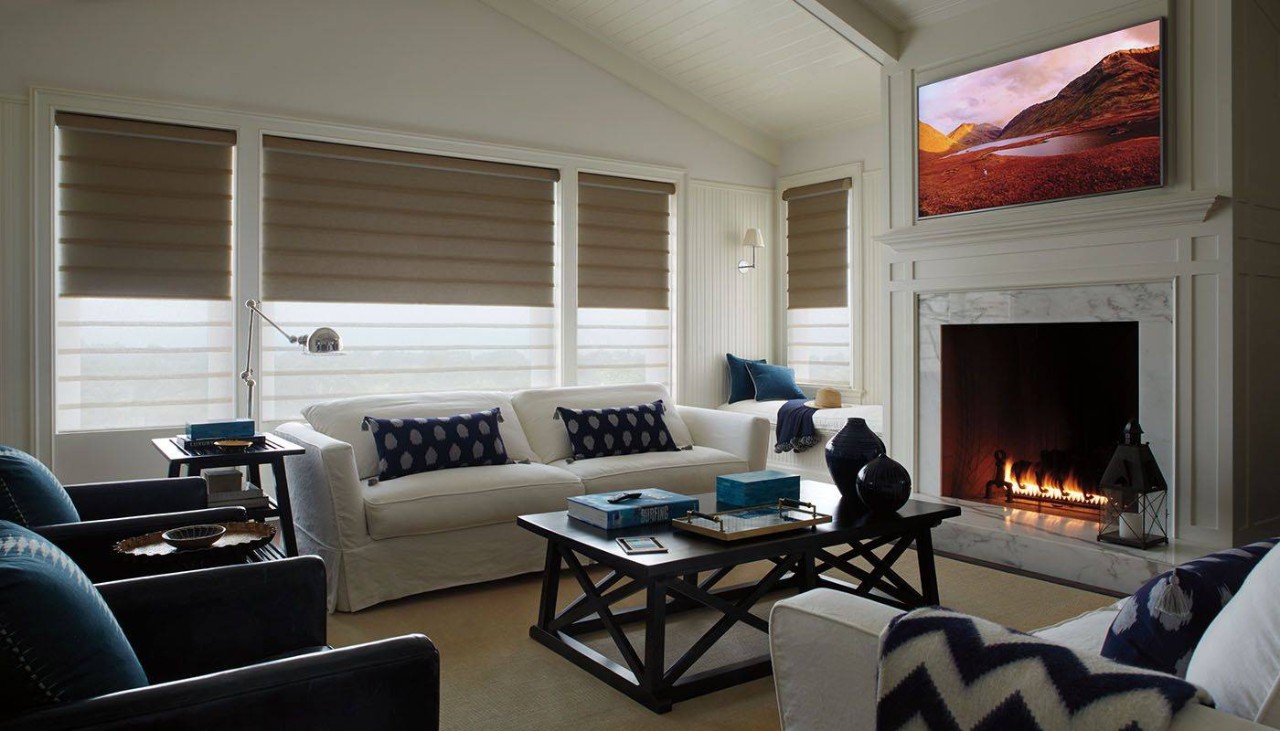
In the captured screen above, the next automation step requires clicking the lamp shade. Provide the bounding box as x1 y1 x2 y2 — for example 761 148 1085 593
742 228 765 248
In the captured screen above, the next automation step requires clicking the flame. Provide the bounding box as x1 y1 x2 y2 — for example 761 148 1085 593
1002 460 1106 507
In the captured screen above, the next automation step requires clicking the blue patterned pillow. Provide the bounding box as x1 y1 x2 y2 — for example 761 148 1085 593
0 446 79 527
726 354 765 403
1101 538 1278 676
555 400 681 462
0 521 147 715
745 361 805 401
362 409 512 481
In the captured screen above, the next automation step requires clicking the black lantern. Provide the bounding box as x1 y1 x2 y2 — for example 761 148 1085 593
1097 420 1168 549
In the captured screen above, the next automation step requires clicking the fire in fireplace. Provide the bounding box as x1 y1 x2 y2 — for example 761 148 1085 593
941 322 1139 518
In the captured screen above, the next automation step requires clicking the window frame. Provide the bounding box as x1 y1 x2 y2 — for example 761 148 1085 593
32 89 685 467
775 162 865 401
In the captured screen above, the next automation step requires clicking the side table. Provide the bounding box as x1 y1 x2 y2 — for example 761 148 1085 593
151 434 305 557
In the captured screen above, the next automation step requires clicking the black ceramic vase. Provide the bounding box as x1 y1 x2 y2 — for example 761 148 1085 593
825 418 885 500
855 454 912 513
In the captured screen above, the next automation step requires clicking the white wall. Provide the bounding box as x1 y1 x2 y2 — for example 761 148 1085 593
778 120 884 178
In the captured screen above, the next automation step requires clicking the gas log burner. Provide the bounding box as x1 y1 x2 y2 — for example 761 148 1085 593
983 448 1106 513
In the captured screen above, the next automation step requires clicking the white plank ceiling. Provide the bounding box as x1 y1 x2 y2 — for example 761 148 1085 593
529 0 881 141
859 0 1003 31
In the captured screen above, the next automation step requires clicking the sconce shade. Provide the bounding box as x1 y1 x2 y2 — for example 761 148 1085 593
742 228 765 248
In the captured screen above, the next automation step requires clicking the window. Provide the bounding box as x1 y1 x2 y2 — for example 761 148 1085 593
783 178 852 387
54 113 235 431
257 136 559 420
576 173 675 387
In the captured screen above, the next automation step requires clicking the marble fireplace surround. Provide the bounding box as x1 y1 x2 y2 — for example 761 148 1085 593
917 282 1185 594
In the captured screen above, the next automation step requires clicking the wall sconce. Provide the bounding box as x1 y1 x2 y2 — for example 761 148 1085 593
737 228 765 273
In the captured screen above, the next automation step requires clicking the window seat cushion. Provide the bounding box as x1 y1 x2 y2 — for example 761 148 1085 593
717 401 885 436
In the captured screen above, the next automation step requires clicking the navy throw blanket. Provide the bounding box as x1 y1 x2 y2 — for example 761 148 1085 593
877 608 1212 731
774 398 817 454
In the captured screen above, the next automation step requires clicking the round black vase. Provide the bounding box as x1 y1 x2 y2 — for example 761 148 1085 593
855 454 912 513
825 418 885 500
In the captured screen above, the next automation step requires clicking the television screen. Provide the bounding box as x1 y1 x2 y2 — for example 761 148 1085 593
916 19 1163 219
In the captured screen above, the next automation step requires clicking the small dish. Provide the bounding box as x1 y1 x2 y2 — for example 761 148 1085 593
214 439 253 452
161 524 227 550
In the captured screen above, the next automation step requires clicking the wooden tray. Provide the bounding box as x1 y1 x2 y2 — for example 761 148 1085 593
672 499 832 541
114 521 276 559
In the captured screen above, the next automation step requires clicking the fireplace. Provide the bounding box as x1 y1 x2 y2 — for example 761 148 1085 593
940 322 1139 518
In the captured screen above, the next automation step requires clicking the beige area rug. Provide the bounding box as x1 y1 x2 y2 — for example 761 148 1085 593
327 554 1115 731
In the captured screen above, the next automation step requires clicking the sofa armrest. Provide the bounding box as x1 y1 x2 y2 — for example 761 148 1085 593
0 635 440 731
62 478 209 520
676 405 770 471
96 557 328 684
274 422 369 550
769 589 903 731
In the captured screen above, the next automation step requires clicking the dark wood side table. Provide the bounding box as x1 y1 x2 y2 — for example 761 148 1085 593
151 434 305 557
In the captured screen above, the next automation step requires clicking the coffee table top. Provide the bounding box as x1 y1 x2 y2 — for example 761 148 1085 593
517 480 960 577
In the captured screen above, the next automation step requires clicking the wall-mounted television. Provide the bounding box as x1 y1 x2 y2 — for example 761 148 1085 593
916 19 1163 219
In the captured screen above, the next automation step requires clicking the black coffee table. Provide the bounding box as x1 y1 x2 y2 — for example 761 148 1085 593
517 481 960 713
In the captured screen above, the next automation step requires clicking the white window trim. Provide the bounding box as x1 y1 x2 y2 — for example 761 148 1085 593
31 87 686 466
774 162 866 402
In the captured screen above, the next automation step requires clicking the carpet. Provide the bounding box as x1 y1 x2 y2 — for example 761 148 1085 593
327 554 1115 731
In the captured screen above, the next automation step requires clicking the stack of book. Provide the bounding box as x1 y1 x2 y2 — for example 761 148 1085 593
567 489 699 530
207 486 271 510
173 433 268 451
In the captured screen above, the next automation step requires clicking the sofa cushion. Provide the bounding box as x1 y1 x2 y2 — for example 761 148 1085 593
550 446 745 496
512 384 693 464
0 446 80 527
303 392 538 480
364 409 512 481
0 521 147 714
1186 541 1280 725
362 463 583 539
555 400 679 462
1032 598 1127 656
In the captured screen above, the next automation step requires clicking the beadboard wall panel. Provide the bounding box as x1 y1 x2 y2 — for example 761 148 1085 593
681 181 773 407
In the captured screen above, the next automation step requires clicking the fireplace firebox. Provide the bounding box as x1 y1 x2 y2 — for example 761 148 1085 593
940 322 1139 518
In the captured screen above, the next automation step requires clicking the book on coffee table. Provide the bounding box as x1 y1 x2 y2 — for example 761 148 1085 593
566 489 698 530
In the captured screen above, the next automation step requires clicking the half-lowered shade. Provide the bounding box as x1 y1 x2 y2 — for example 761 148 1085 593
577 173 675 310
783 177 851 310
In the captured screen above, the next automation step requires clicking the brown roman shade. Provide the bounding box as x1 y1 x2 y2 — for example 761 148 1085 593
783 178 852 310
55 112 235 300
577 173 674 310
261 136 559 307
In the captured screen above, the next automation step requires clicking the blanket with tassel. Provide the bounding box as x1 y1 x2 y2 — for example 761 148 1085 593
773 398 817 454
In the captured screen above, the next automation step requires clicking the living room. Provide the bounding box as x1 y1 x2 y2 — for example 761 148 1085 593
0 0 1277 729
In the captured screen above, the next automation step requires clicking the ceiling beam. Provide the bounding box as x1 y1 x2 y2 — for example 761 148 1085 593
478 0 781 165
793 0 901 63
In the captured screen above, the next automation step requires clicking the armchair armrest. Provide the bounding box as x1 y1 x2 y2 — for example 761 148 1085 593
64 478 209 520
675 405 770 471
96 557 328 683
0 635 440 731
769 589 903 731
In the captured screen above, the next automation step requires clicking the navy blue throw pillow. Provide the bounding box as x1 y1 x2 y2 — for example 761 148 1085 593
363 409 512 481
555 400 680 462
0 446 79 527
745 361 805 401
1101 538 1278 676
726 354 765 403
0 521 147 715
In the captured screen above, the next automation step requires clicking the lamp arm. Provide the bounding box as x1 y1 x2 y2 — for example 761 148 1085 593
246 299 301 344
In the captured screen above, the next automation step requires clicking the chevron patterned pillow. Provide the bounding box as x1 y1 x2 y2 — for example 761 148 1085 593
877 608 1211 731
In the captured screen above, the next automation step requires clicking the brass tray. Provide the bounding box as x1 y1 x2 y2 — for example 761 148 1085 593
671 499 832 541
114 521 276 559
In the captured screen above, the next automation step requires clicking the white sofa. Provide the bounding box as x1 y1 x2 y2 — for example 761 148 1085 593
276 383 770 611
769 588 1275 731
717 400 884 481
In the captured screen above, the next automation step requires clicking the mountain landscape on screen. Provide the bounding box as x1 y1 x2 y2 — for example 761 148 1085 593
917 21 1162 217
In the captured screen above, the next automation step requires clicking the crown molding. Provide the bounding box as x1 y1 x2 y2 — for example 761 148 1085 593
878 192 1224 251
477 0 781 165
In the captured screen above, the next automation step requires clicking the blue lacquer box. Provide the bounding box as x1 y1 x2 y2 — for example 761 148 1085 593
716 470 801 509
186 418 256 441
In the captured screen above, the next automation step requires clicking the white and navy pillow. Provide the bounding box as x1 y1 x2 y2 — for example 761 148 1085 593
1101 538 1278 677
554 400 681 462
362 408 512 481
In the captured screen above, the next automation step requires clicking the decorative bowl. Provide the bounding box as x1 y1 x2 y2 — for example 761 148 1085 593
161 524 227 550
214 439 253 452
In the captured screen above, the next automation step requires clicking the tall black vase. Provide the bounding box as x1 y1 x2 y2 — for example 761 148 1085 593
825 417 885 500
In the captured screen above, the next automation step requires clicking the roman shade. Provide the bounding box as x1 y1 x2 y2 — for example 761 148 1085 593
577 173 674 310
783 178 851 309
261 136 559 307
55 112 235 300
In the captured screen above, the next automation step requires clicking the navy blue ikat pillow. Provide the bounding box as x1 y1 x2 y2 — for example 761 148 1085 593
363 409 512 482
555 400 681 462
1101 538 1278 677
